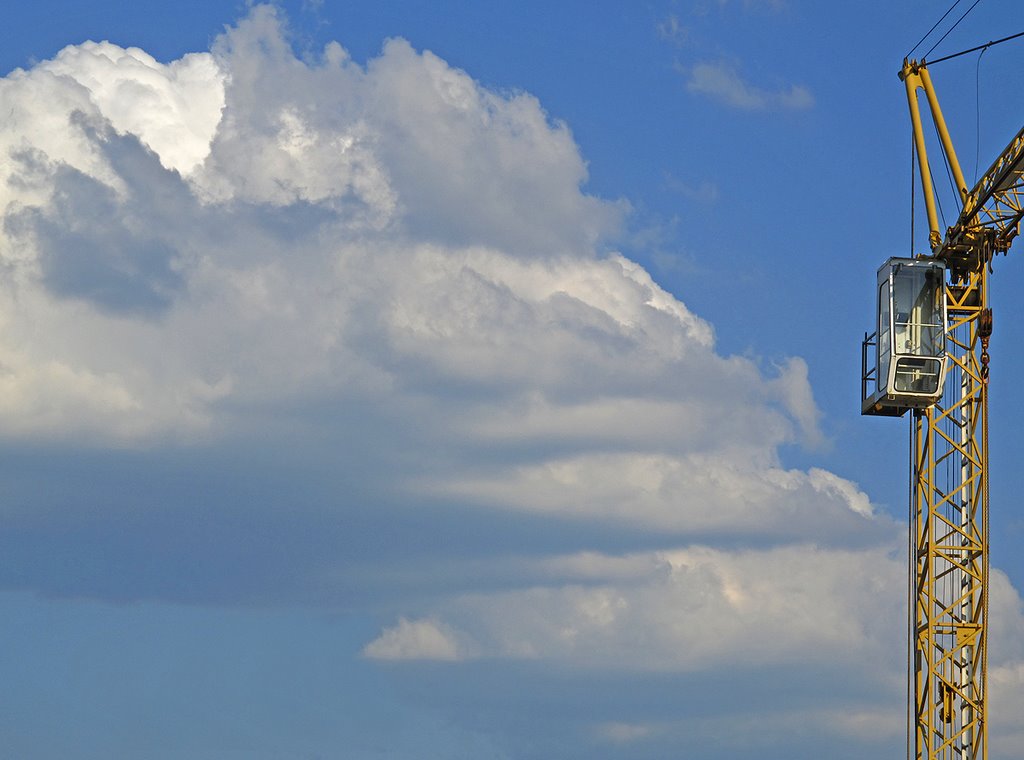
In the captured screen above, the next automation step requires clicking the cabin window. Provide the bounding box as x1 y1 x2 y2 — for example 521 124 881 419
878 281 891 392
892 265 944 358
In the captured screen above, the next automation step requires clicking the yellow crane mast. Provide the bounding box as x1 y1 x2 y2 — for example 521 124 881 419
862 58 1024 759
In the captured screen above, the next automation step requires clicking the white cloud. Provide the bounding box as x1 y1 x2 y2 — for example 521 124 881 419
362 617 470 661
657 15 690 47
807 467 872 517
987 569 1024 754
713 0 788 12
991 660 1024 754
597 721 656 743
429 452 878 539
0 8 883 697
664 173 720 203
0 6 632 443
0 5 818 466
32 41 226 175
686 60 813 111
364 543 906 672
593 704 902 751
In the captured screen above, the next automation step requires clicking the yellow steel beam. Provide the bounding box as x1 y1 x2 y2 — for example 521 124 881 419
901 59 970 252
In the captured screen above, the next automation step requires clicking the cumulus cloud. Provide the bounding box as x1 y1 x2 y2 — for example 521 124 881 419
363 543 906 671
0 6 819 473
0 1 869 668
365 544 1024 755
686 60 813 111
0 5 643 444
35 41 226 175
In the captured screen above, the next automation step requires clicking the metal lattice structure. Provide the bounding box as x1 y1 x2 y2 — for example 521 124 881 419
911 267 988 759
896 58 1024 759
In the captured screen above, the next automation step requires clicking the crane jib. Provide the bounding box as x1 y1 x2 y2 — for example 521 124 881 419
952 123 1024 251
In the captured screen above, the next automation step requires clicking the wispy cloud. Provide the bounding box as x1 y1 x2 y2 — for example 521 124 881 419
705 0 787 12
657 14 689 47
686 60 813 111
664 172 720 202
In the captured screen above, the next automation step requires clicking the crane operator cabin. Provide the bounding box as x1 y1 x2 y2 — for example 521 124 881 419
862 257 947 417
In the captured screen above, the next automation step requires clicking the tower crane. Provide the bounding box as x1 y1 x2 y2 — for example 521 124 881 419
861 55 1024 759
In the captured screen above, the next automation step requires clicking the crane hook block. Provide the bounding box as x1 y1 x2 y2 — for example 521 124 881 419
979 307 993 384
979 308 993 338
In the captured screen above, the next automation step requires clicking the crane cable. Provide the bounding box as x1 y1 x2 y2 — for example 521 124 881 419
904 0 1024 70
982 358 990 732
907 414 915 760
907 0 967 60
926 30 1024 67
923 0 984 61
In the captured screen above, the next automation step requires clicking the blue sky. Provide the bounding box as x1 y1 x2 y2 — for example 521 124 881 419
2 1 1024 758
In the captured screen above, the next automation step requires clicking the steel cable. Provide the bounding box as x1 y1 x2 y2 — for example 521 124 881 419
908 0 967 60
924 0 984 61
